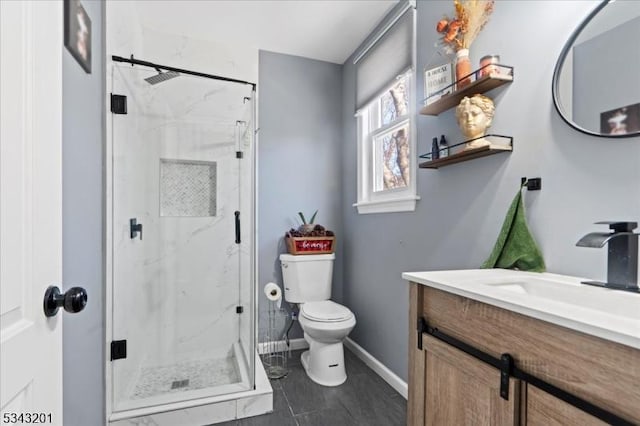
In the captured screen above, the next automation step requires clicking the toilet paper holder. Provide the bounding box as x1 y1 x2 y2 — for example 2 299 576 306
262 282 288 379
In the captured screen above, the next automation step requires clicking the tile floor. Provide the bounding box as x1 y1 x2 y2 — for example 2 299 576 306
131 355 239 399
214 349 407 425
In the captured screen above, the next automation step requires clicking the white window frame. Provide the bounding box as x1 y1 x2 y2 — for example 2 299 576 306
354 70 419 214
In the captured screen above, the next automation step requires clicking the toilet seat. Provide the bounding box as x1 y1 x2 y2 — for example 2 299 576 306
301 300 353 322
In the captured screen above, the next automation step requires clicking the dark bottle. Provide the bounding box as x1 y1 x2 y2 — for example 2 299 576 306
431 137 439 160
439 135 449 158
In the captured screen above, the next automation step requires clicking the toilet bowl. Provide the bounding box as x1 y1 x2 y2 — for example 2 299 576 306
298 300 356 386
279 253 356 386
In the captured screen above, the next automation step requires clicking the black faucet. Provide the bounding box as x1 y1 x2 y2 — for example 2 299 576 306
576 221 639 293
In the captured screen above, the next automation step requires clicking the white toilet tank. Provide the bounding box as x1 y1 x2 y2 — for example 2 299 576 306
280 253 334 303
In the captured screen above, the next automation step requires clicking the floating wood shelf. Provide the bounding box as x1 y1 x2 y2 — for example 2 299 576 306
420 71 513 116
419 135 513 169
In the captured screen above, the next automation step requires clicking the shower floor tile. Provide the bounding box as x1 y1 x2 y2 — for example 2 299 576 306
130 355 240 400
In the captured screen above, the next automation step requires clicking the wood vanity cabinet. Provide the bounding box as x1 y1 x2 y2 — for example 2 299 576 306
421 334 520 424
408 283 640 426
525 385 605 425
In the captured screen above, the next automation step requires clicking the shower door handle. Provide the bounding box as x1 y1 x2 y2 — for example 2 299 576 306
130 218 143 240
235 211 241 244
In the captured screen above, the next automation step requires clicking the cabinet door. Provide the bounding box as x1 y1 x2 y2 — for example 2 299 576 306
422 334 520 425
526 385 606 426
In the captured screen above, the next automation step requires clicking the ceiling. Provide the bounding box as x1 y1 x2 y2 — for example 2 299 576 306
133 0 399 64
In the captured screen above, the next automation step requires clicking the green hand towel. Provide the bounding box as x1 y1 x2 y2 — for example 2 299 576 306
481 184 546 272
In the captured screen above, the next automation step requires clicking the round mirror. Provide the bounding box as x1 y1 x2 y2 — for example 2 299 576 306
553 0 640 138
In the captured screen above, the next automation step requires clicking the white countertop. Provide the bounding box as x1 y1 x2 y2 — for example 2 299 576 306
402 269 640 350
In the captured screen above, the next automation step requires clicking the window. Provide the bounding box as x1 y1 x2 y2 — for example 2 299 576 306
355 71 418 214
353 2 418 214
376 76 410 191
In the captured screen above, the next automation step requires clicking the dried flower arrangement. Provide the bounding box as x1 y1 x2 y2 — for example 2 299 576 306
285 210 335 254
284 210 336 254
436 0 495 54
286 211 335 236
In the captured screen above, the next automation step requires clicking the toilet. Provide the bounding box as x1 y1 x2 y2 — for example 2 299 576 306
280 253 356 386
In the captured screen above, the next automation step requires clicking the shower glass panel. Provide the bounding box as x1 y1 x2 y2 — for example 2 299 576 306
111 64 255 413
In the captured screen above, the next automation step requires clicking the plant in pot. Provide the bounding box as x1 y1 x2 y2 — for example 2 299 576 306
297 210 318 234
284 210 335 255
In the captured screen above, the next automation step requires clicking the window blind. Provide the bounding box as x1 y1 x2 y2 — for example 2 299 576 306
355 4 414 110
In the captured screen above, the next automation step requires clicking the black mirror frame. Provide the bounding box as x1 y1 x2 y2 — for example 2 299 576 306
552 0 640 139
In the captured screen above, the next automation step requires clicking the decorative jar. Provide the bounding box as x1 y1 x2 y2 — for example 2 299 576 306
479 54 500 78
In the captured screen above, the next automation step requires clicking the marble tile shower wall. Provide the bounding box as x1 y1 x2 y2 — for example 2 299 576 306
111 65 254 405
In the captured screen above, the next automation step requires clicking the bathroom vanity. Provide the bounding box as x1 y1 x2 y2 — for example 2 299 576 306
403 269 640 425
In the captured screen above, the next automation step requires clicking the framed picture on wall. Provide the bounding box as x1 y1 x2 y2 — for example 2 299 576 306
600 103 640 135
424 62 453 105
64 0 92 74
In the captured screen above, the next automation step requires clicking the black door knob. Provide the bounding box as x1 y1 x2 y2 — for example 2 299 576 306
43 286 88 317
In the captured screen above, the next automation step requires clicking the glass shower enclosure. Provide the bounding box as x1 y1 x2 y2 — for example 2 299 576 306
109 61 255 413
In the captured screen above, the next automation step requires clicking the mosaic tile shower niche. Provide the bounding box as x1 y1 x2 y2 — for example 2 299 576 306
160 159 217 217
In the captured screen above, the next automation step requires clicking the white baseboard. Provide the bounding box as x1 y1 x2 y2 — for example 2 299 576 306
344 337 408 399
258 338 308 355
258 336 408 400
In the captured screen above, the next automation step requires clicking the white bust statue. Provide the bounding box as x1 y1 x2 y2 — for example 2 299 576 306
455 94 495 149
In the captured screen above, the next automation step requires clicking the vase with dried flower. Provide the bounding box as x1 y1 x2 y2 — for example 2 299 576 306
436 0 495 89
455 49 472 88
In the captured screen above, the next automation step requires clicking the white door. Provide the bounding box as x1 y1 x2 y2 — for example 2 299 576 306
0 1 64 425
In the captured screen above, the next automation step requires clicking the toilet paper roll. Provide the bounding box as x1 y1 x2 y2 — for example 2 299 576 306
264 282 282 309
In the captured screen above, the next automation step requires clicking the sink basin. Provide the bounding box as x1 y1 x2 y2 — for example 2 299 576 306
481 277 640 320
402 269 640 349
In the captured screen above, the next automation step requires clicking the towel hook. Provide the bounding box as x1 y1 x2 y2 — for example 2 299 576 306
521 177 542 191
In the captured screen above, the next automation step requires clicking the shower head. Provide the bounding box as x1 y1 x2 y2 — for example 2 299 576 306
144 68 180 85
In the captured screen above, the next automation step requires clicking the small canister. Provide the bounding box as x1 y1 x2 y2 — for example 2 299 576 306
479 55 500 78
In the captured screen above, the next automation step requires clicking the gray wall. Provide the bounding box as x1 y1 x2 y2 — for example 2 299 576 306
258 51 343 341
62 1 104 425
341 0 640 382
